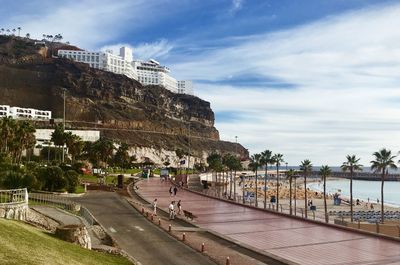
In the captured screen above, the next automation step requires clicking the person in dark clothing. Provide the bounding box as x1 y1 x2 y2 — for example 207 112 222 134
173 186 178 196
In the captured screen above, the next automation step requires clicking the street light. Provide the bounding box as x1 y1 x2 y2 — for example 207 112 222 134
62 88 67 163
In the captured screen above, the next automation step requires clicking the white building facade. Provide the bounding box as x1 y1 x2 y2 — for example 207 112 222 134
58 46 195 95
0 105 51 120
35 129 100 147
133 59 178 93
177 80 194 95
58 47 137 79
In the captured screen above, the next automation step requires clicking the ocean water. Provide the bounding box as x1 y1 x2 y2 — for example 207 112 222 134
308 179 400 207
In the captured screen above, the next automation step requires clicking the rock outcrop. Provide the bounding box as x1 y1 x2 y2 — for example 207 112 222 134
0 36 249 163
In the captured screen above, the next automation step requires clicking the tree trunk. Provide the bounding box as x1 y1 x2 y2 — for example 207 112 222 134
233 170 237 200
264 163 267 209
229 170 233 198
255 168 258 207
350 168 353 222
304 174 308 218
294 177 297 216
276 165 279 210
381 170 385 224
289 177 292 215
324 176 328 223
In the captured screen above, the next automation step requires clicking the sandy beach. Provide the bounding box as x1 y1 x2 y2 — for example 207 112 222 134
213 175 400 223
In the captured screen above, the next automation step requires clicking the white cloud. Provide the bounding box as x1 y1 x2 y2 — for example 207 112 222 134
133 39 174 60
171 3 400 166
230 0 244 14
100 39 173 61
1 0 159 49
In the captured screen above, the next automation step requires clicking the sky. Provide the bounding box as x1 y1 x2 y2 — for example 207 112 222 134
1 0 400 166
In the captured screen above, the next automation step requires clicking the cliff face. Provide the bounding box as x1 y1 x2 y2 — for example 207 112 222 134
0 36 249 162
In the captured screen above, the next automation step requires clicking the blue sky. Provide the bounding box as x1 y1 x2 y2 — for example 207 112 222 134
2 0 400 165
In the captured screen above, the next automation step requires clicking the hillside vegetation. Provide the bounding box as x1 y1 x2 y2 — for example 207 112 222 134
0 219 132 265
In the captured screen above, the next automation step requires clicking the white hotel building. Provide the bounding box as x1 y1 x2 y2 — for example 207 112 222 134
0 105 51 120
133 59 178 93
58 46 193 95
58 47 137 80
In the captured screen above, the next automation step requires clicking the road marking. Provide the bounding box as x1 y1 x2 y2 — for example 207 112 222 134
134 226 144 232
109 227 117 233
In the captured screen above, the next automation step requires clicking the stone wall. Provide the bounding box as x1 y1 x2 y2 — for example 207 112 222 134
0 203 29 221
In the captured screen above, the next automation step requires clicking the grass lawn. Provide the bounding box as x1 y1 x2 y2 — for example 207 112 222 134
0 219 133 265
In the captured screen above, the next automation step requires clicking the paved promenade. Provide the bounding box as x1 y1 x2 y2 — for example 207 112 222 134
137 178 400 265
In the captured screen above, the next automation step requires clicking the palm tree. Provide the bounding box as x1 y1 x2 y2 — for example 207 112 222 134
12 28 16 35
51 124 66 162
293 172 299 215
286 169 296 215
65 132 83 163
371 148 397 224
319 165 331 223
25 33 30 39
98 139 114 167
0 117 16 153
223 154 240 198
260 150 273 209
249 153 262 207
1 28 4 35
17 27 21 36
341 155 363 222
272 153 284 210
300 159 312 218
207 153 222 195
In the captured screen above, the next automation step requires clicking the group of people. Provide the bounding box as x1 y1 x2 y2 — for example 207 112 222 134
168 200 182 219
151 185 183 220
169 186 178 196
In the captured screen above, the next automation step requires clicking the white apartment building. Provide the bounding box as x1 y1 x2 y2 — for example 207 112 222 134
0 105 51 120
177 80 194 95
133 59 178 93
35 129 100 147
58 47 137 80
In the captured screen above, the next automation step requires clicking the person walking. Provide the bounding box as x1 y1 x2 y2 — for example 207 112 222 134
169 201 175 220
173 186 178 196
169 186 173 196
177 200 182 215
152 198 158 216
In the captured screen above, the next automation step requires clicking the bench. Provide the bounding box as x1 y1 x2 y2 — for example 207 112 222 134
183 210 197 220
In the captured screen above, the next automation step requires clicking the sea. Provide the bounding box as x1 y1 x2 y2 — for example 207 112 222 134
307 179 400 208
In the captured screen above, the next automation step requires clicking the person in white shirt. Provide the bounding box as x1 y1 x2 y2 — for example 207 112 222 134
168 201 175 220
153 199 158 216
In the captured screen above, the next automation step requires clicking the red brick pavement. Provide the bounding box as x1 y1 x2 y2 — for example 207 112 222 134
137 179 400 265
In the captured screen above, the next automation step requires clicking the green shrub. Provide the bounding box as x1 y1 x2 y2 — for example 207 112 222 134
64 170 79 193
37 166 66 192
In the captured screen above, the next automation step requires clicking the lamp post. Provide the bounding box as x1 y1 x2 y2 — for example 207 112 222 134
234 136 238 201
62 88 66 163
186 123 191 183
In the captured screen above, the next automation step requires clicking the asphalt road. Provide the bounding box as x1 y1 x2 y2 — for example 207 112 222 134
74 191 216 265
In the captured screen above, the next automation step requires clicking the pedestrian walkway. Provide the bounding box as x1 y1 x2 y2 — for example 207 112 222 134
137 178 400 265
31 206 83 226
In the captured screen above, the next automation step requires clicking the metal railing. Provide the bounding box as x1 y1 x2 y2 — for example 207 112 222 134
0 188 28 205
29 193 79 212
79 206 96 226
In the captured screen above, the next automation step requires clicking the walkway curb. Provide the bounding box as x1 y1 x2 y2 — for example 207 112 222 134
177 177 400 243
132 180 297 265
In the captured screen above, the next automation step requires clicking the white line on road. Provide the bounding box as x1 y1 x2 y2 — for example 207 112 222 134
134 226 144 232
109 227 117 233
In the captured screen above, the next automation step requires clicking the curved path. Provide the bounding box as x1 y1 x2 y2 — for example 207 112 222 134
73 191 216 265
137 178 400 265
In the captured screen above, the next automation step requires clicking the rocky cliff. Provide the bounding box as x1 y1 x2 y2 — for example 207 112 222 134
0 36 248 164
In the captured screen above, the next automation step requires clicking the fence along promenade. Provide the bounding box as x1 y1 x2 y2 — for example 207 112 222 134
0 188 28 220
137 178 400 265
